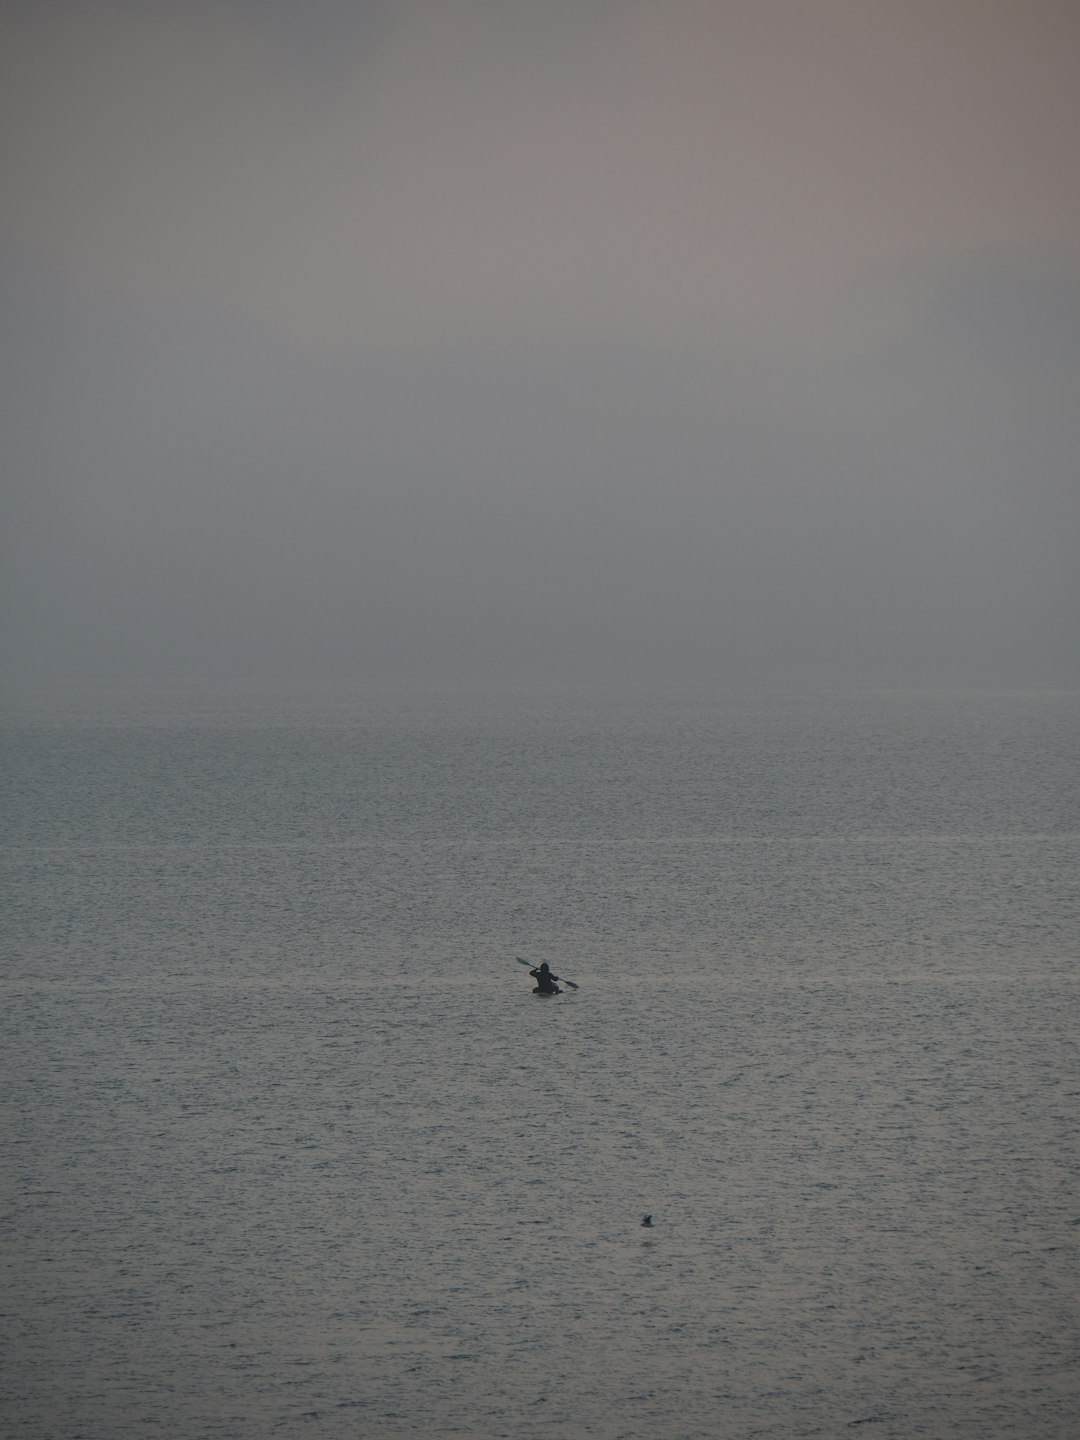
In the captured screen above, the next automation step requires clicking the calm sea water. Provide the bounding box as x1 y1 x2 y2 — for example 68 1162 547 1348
2 679 1078 1439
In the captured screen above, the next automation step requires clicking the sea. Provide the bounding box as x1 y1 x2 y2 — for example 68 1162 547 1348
1 678 1078 1440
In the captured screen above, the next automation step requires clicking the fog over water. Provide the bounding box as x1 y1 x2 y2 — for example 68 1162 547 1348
2 0 1079 683
2 9 1079 1430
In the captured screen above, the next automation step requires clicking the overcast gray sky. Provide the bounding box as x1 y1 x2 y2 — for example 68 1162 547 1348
3 0 1078 681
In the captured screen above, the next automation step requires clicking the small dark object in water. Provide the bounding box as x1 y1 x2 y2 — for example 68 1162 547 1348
641 1214 653 1227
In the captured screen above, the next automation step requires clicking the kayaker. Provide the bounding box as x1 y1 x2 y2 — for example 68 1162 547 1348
530 962 562 994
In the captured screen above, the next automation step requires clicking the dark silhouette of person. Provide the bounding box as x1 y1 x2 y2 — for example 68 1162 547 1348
530 962 562 994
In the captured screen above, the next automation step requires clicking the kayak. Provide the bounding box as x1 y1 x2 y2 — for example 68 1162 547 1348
533 986 562 996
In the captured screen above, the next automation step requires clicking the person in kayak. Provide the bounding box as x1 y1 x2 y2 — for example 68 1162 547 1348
530 962 562 994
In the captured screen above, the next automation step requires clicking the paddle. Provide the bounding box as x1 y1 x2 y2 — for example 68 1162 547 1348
516 955 579 990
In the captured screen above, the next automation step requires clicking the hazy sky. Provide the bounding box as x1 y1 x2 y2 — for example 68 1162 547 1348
3 0 1078 681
